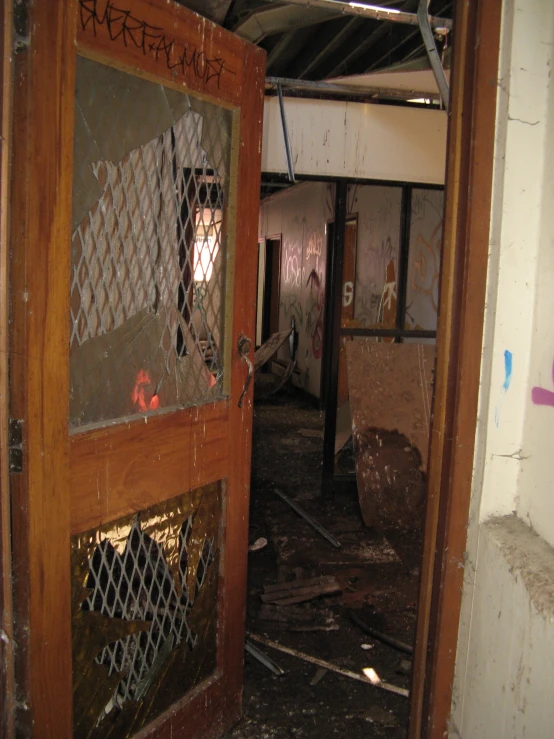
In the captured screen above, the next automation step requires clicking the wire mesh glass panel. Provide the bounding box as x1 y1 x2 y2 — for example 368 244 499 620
69 57 233 429
72 482 221 737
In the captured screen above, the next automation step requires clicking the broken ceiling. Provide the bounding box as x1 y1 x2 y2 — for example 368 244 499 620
176 0 453 82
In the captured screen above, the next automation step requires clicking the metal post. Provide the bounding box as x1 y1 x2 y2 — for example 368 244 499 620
396 184 412 338
322 181 347 495
277 81 296 183
417 0 450 108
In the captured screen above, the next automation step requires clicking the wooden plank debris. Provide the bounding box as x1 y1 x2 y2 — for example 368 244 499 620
261 575 341 605
254 329 292 371
274 489 342 549
349 610 413 655
248 633 409 698
258 604 339 632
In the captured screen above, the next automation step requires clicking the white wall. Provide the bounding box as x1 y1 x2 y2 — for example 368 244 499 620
452 1 554 736
262 96 447 184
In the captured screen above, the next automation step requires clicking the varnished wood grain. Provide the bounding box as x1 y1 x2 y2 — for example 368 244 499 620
76 0 245 107
70 403 229 534
8 2 76 736
9 0 265 736
0 1 15 736
409 2 502 737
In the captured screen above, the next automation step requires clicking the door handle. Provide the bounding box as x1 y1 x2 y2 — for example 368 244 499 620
237 334 253 408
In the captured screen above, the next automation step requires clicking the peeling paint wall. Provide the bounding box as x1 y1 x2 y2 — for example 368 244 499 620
262 96 447 184
452 1 554 735
259 182 334 396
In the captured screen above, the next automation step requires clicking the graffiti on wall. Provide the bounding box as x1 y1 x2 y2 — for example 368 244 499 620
408 222 441 313
280 294 304 327
405 190 443 329
305 268 324 360
531 359 554 407
354 237 397 328
282 236 301 288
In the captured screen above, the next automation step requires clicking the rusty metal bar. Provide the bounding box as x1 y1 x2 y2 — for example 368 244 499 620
417 0 449 108
277 81 296 182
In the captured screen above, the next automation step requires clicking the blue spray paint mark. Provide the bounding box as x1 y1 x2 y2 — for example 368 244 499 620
495 350 513 427
502 350 513 392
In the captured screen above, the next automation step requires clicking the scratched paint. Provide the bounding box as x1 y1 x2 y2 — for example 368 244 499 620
531 359 554 407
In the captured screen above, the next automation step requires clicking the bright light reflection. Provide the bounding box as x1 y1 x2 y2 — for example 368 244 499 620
363 667 382 685
350 3 401 13
194 234 218 282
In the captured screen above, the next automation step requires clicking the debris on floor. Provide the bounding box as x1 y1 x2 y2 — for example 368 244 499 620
346 341 435 530
261 575 341 606
249 537 268 552
225 383 423 739
258 604 339 632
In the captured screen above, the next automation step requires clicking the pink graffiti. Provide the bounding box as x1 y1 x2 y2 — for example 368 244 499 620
531 360 554 407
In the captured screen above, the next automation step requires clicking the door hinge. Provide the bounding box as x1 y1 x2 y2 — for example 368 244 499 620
8 419 23 474
13 0 30 54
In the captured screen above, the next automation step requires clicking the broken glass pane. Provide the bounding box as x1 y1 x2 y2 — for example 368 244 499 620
70 56 233 429
72 482 221 737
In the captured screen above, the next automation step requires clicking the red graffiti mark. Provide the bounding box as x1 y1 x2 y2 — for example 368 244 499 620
132 369 160 412
531 360 554 407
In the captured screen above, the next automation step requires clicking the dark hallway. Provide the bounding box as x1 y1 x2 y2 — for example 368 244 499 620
226 379 422 737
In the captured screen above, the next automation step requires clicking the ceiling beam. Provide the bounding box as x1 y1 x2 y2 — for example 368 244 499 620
234 5 343 43
266 0 452 31
323 20 390 78
265 75 439 100
292 16 362 79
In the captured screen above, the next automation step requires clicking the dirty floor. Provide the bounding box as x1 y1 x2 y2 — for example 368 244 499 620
224 379 422 738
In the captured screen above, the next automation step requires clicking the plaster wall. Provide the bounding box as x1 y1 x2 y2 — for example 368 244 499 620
258 181 334 396
262 96 447 184
451 0 554 735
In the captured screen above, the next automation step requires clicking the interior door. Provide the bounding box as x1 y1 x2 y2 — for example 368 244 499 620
8 2 265 737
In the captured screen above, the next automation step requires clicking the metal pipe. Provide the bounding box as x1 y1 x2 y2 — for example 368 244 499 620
277 81 296 183
266 75 440 101
268 0 452 32
417 0 449 108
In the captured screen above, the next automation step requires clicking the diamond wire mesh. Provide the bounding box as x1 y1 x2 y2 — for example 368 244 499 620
83 516 215 706
70 106 229 419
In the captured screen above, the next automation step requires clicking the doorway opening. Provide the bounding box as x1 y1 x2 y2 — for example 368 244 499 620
228 176 444 737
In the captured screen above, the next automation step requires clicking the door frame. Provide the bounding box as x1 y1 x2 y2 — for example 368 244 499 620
410 0 503 736
0 0 504 736
4 1 265 736
0 1 14 737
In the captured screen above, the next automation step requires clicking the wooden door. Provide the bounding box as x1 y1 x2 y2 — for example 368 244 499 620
7 2 265 738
